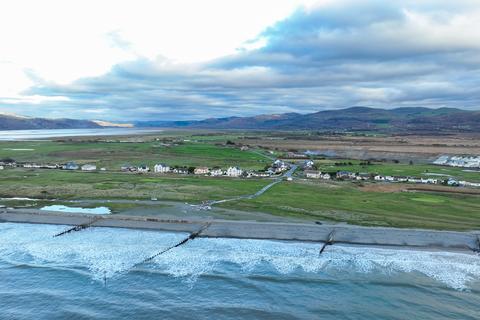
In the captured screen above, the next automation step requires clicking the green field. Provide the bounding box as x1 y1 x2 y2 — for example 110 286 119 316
0 169 269 201
220 180 480 231
314 159 480 182
0 139 269 170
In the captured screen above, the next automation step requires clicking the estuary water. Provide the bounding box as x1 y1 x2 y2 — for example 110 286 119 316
0 223 479 319
0 128 162 141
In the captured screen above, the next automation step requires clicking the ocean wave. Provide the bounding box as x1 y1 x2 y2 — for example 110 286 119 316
0 223 479 290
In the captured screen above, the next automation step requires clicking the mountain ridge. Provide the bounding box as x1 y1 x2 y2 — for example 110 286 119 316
2 107 480 133
136 107 480 133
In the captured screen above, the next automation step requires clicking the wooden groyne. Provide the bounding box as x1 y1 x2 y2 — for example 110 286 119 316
2 209 480 252
319 230 335 255
134 222 211 267
53 216 102 237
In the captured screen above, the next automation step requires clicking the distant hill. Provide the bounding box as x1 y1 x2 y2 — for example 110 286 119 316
136 107 480 133
3 107 480 133
0 113 131 130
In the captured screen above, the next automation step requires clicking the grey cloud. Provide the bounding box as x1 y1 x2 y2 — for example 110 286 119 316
4 0 480 120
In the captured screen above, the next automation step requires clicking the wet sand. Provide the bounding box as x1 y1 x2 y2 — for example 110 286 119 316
1 208 479 252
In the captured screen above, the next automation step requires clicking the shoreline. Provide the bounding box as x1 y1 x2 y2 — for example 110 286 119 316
1 208 480 253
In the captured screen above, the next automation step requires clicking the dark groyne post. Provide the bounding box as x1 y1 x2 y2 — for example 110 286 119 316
319 230 335 255
132 222 211 268
53 216 102 237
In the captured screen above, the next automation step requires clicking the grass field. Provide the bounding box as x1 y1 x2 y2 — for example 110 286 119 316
0 169 270 202
0 139 269 170
220 180 480 231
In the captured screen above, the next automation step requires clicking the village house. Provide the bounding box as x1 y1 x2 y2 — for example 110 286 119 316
210 167 223 176
226 166 243 177
321 173 331 180
356 173 371 181
194 167 210 175
81 164 97 171
303 160 315 170
121 164 137 172
272 159 289 172
63 162 79 170
374 175 386 181
137 165 150 173
172 167 188 174
447 178 459 186
337 171 356 180
304 170 321 179
0 165 3 170
154 163 170 173
286 152 307 159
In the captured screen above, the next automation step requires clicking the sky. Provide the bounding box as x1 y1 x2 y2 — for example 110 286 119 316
1 0 480 121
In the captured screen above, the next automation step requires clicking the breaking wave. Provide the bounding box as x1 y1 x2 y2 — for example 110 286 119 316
0 223 479 290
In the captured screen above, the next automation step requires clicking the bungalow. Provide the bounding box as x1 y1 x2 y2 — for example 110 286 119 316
226 166 243 177
374 175 386 181
447 178 459 186
249 171 271 177
210 167 223 176
63 162 79 170
356 173 371 181
321 173 331 180
81 164 97 171
407 177 422 183
194 167 210 175
137 165 150 173
337 171 356 179
154 163 170 173
173 167 188 174
121 164 137 172
304 170 321 179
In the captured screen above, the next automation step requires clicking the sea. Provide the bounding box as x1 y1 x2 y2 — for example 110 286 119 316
0 128 162 141
0 223 479 319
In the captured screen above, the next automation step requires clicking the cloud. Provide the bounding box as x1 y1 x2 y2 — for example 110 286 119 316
2 0 480 120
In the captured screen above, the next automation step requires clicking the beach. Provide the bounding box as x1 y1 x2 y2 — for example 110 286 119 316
2 208 479 252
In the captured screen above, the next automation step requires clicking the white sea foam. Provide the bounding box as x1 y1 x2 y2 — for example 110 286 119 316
0 223 479 290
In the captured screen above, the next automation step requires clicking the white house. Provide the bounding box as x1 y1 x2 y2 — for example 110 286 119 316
226 166 243 177
305 170 321 179
154 163 170 173
303 160 315 169
374 175 385 181
0 165 4 170
137 165 150 173
210 168 223 176
321 173 331 180
81 164 97 171
194 167 210 175
63 162 79 170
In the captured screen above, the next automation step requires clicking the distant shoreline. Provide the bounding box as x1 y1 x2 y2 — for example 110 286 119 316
1 208 479 253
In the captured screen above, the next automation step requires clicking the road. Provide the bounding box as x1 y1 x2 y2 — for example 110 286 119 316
207 164 298 206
